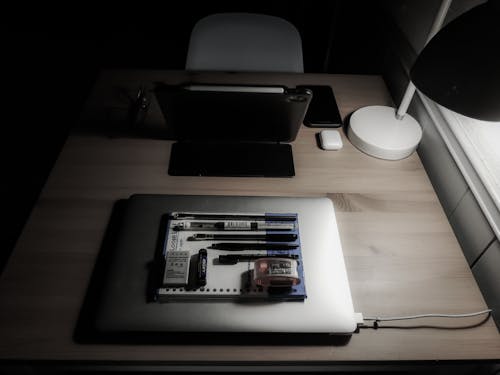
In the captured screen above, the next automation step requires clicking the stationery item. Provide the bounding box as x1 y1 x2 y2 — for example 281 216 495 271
218 254 299 265
163 251 190 286
157 211 306 301
197 249 208 286
189 233 298 242
254 258 301 287
171 212 297 221
208 243 299 251
175 221 295 231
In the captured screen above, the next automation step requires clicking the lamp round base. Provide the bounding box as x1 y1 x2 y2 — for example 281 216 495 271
348 105 422 160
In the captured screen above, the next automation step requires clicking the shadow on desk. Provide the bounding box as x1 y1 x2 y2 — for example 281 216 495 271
74 200 351 346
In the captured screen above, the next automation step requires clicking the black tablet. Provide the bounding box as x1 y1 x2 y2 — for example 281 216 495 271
154 83 312 177
154 83 312 142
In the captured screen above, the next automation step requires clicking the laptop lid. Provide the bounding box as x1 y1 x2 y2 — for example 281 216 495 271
93 195 357 336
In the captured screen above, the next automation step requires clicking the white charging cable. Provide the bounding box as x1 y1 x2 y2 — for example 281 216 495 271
358 309 492 328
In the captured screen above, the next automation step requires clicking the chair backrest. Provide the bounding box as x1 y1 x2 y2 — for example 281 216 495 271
185 13 304 73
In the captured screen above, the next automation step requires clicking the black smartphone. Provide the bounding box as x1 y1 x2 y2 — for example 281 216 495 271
298 85 342 128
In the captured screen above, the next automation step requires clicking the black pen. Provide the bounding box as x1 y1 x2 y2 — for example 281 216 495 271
208 243 299 251
218 254 299 265
189 233 298 242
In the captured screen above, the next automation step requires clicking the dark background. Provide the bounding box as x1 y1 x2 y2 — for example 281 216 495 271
2 1 385 272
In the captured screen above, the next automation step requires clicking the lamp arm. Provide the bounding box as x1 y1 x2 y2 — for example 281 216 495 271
396 0 453 119
396 82 417 119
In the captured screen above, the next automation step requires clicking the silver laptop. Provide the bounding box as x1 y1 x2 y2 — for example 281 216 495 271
95 195 357 335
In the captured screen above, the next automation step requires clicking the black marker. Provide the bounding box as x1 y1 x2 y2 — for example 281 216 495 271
197 249 207 286
218 254 299 265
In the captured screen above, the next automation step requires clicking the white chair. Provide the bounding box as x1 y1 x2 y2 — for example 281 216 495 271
185 13 304 73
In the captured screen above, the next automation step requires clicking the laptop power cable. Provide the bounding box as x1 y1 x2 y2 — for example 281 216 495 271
355 309 493 329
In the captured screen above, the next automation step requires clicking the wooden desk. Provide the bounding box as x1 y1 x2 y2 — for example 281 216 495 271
1 70 498 371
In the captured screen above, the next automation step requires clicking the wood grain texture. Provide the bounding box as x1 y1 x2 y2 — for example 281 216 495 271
0 70 498 364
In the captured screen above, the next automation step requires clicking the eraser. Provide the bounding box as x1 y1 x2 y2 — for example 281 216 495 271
319 130 343 150
163 250 190 286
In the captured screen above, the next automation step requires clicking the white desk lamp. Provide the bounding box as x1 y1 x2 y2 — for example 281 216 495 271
348 0 453 160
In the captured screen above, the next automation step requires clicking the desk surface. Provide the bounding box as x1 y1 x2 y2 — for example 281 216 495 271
0 70 498 366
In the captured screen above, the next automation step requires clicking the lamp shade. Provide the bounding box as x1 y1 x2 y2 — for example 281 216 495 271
410 1 500 122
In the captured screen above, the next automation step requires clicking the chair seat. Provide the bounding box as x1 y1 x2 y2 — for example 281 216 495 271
185 13 304 73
